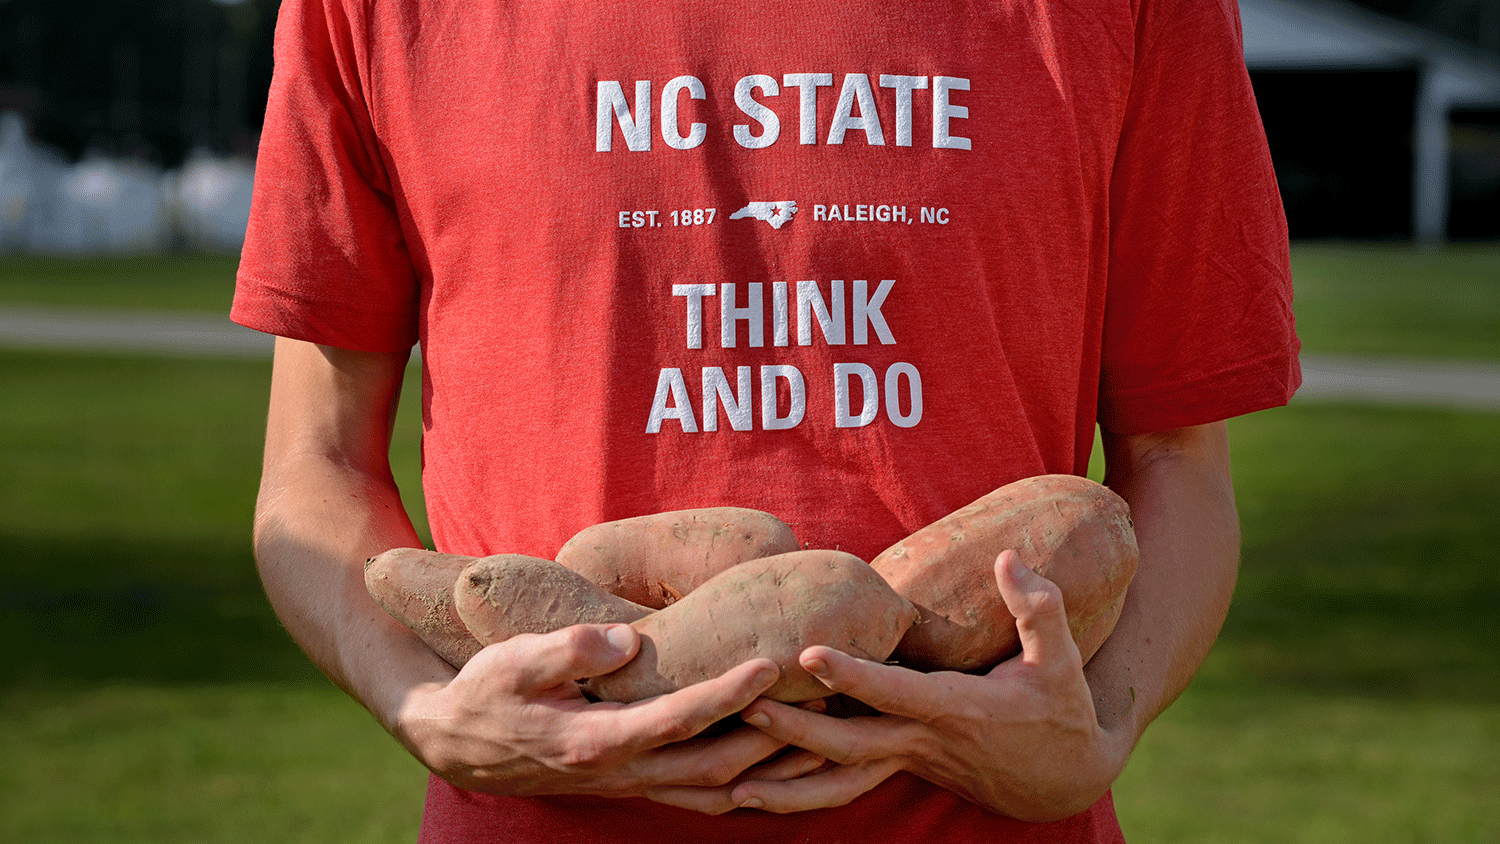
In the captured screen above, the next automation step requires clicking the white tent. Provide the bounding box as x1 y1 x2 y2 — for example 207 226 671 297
164 146 255 253
0 111 254 254
62 152 172 254
0 112 172 254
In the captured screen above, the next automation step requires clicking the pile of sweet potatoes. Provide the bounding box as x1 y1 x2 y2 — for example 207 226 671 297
365 475 1138 704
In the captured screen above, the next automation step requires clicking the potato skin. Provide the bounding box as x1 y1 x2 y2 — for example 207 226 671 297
872 475 1139 672
364 547 484 669
584 549 918 704
555 507 800 610
455 554 651 645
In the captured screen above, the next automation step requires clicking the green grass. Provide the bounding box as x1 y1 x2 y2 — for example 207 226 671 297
1116 692 1500 843
1 247 1497 841
1289 243 1500 359
0 684 427 843
0 348 430 841
0 254 241 312
1229 406 1500 702
0 351 428 688
1111 403 1500 843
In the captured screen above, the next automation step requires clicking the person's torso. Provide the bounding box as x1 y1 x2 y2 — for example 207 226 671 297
354 0 1137 559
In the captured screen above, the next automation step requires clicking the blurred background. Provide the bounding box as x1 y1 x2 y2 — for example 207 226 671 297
1 0 1498 249
0 1 1497 842
0 0 272 254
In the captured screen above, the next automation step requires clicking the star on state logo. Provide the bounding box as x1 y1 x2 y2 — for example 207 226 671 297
730 200 797 230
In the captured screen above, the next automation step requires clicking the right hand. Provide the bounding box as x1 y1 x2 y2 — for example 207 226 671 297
394 623 790 811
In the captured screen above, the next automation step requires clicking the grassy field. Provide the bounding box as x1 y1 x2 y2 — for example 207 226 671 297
0 254 241 313
1 246 1497 842
1114 403 1500 843
1288 243 1500 359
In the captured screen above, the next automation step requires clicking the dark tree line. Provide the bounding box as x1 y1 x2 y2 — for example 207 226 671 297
0 0 278 166
0 0 1494 173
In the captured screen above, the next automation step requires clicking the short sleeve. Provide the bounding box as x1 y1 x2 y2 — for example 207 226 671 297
231 0 418 353
1099 0 1301 434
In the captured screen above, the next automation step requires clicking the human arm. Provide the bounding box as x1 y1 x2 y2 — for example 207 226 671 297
710 421 1239 820
253 336 789 804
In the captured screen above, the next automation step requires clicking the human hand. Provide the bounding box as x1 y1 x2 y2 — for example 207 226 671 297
723 550 1130 821
394 622 796 812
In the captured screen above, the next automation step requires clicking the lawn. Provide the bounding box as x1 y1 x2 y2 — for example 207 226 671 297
0 349 431 842
0 254 241 313
1 246 1497 842
1289 243 1500 359
1113 402 1500 843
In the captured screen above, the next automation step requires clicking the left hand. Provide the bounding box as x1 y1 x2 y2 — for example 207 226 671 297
713 550 1131 821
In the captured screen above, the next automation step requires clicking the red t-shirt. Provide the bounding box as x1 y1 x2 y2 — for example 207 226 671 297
233 0 1299 840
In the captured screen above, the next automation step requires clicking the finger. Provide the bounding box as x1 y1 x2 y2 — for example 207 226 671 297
796 696 828 715
742 749 828 782
629 721 788 784
995 550 1081 670
589 658 782 752
502 624 640 693
788 645 961 722
731 758 903 813
642 784 739 816
549 710 788 797
641 748 827 816
740 697 917 765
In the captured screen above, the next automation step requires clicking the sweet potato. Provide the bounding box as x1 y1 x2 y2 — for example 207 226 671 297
364 547 484 669
555 507 800 609
584 549 918 704
872 475 1138 672
455 554 651 645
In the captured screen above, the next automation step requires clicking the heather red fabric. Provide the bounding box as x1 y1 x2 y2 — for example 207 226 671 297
234 0 1298 839
418 774 1126 844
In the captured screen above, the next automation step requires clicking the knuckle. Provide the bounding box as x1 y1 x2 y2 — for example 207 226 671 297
824 734 868 765
1019 582 1066 623
543 626 594 661
687 758 743 788
553 736 614 773
1032 578 1066 610
556 624 597 648
651 711 703 745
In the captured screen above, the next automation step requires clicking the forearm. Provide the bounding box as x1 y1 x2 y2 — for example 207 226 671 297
1090 422 1240 754
254 338 454 743
249 339 794 809
253 456 453 734
253 413 792 808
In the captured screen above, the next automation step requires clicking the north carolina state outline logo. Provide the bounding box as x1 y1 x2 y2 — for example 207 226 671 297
729 201 798 229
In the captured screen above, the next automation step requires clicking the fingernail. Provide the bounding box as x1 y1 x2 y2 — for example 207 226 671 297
743 711 771 728
804 656 829 676
1005 551 1032 580
604 625 634 654
739 797 764 810
754 665 780 687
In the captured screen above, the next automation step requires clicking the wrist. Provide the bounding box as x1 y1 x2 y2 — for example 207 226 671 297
386 679 458 770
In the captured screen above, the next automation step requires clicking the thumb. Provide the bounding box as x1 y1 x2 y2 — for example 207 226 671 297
994 550 1080 669
503 623 641 693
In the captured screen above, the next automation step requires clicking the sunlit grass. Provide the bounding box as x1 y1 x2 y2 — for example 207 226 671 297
1116 690 1500 843
0 684 426 844
0 254 240 312
1290 243 1500 359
